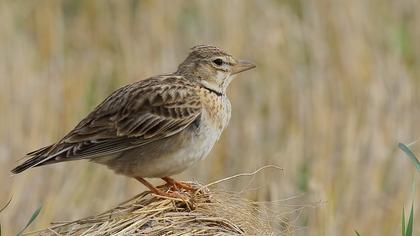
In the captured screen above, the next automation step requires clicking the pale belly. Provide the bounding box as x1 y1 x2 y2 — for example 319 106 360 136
95 114 223 178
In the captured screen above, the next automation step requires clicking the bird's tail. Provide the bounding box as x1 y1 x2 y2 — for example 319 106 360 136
11 157 43 174
11 145 54 174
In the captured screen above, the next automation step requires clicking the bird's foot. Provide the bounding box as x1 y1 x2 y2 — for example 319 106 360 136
135 177 191 202
145 186 190 202
161 177 198 193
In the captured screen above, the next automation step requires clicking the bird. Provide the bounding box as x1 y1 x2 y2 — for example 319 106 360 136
11 45 256 199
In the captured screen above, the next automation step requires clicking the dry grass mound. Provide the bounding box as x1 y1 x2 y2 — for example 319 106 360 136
34 182 297 235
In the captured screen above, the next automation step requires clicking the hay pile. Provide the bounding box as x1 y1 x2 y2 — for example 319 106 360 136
34 182 296 235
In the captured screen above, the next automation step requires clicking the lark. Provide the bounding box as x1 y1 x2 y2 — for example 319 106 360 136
11 45 255 199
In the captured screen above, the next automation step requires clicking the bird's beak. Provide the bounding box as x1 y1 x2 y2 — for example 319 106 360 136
231 60 256 75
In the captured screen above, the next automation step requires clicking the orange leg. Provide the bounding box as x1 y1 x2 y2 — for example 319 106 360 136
161 177 197 192
134 177 188 201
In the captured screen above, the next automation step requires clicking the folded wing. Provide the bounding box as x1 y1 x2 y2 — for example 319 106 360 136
11 76 202 173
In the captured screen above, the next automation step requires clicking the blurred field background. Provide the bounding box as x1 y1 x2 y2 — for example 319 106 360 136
1 0 420 235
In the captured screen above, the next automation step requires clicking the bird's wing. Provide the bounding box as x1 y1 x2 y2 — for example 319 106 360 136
12 76 202 173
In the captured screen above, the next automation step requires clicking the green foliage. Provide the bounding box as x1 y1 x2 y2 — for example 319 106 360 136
399 142 417 236
16 206 42 236
395 23 414 66
398 143 420 171
297 162 309 192
357 142 418 235
402 204 414 236
402 207 406 236
356 198 416 236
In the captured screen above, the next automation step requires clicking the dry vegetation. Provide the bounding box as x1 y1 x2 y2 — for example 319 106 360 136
1 0 420 235
31 182 297 235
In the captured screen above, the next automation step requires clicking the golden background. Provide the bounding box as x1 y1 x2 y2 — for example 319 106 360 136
1 0 420 235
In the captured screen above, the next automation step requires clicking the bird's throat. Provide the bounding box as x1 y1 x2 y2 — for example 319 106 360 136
201 84 223 97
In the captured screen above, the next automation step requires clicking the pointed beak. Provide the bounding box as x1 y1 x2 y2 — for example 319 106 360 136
231 60 256 75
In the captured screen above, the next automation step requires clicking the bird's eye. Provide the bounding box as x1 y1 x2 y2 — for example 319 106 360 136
212 58 224 66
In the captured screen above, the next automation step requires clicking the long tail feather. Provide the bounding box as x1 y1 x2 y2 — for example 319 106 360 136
11 146 70 174
11 156 45 174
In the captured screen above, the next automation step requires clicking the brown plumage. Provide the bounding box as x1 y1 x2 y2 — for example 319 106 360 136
12 45 255 199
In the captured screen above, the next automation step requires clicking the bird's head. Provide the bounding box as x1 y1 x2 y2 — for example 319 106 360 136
177 45 256 95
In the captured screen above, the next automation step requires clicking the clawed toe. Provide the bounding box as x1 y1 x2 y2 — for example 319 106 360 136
173 181 197 192
161 177 198 193
135 176 193 202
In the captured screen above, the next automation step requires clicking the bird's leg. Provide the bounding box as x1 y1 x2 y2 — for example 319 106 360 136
134 177 188 201
161 176 197 192
135 177 165 195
